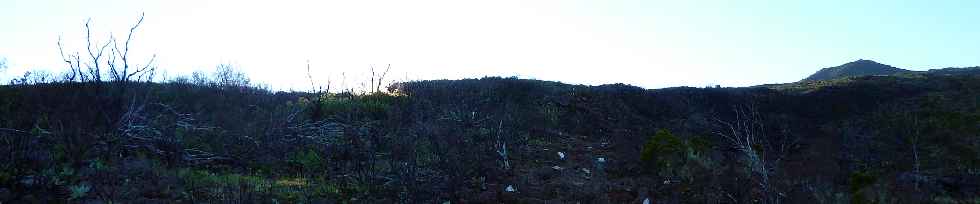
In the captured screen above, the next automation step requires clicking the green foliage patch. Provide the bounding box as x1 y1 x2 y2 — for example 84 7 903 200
640 129 684 169
849 170 878 204
289 148 325 174
177 168 341 202
640 129 715 177
315 92 401 119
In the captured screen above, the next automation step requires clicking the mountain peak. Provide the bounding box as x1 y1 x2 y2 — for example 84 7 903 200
802 59 910 81
843 59 887 67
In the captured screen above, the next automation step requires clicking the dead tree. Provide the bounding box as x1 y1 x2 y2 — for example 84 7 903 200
495 120 510 170
876 103 925 190
306 60 331 94
369 64 391 93
118 102 229 165
58 36 84 81
896 110 923 189
306 60 330 121
712 104 797 204
108 13 157 82
84 19 112 82
57 13 156 82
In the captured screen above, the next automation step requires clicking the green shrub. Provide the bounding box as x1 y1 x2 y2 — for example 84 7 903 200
849 170 878 204
178 169 270 199
317 92 400 119
69 182 91 200
640 129 685 173
289 148 325 173
176 168 342 202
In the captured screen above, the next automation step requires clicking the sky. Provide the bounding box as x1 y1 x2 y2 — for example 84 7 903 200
2 0 979 90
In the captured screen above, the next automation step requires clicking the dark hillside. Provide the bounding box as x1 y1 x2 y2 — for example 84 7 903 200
803 59 911 81
926 66 980 76
2 72 980 203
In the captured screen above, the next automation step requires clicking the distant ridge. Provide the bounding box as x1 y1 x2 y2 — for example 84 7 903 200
802 59 911 81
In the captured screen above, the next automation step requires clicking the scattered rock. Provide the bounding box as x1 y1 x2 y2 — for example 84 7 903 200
19 175 36 187
558 152 565 160
505 185 516 192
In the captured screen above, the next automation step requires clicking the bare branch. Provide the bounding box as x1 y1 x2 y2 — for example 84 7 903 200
377 64 391 92
57 36 81 81
110 12 153 82
370 64 376 92
307 60 318 93
711 103 794 204
127 54 156 81
84 18 110 82
0 128 29 134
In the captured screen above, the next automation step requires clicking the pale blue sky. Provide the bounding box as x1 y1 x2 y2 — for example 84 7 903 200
2 0 978 90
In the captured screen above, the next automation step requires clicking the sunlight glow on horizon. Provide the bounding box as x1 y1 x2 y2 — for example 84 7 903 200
2 0 979 90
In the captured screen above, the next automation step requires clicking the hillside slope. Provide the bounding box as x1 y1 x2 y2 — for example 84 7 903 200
802 59 911 81
2 71 980 203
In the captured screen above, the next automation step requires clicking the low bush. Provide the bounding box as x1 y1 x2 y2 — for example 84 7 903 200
640 129 685 175
316 92 400 120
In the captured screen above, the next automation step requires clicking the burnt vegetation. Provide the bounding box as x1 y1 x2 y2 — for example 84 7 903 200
2 16 980 203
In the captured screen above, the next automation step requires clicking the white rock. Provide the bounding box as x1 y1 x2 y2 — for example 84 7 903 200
505 185 516 192
643 198 651 204
552 166 563 171
558 152 565 160
597 157 606 163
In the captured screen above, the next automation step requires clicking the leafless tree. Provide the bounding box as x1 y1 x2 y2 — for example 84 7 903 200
118 102 228 165
9 70 54 85
84 19 112 82
108 13 157 82
711 104 797 204
214 63 249 87
876 103 925 190
306 60 330 93
57 13 156 82
370 64 391 93
306 60 331 121
896 110 923 189
494 120 510 170
58 36 84 81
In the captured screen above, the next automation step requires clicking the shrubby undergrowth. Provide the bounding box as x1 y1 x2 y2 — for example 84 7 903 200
1 72 980 202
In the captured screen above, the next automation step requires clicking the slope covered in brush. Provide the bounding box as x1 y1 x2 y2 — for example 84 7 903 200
2 72 980 202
